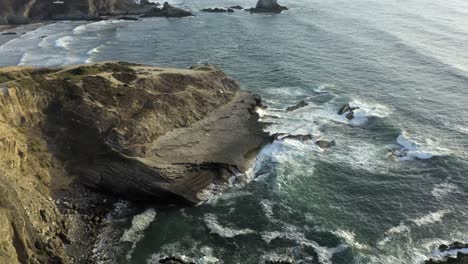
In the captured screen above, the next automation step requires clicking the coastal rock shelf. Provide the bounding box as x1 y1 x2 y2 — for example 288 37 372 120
0 62 270 263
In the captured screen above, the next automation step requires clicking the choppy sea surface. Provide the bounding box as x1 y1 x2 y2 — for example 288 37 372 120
1 0 467 263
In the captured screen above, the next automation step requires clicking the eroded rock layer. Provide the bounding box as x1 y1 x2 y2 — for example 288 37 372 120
0 62 269 263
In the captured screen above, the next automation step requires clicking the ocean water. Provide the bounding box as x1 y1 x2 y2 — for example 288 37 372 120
1 0 467 263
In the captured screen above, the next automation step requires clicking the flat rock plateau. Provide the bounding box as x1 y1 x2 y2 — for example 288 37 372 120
0 62 270 263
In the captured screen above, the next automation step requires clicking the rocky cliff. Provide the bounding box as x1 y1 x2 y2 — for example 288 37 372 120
0 0 138 24
0 62 269 263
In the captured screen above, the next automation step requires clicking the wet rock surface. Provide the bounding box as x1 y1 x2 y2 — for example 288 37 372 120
142 2 193 18
286 100 308 111
425 242 468 264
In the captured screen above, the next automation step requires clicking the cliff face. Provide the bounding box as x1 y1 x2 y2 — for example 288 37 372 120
0 62 269 263
0 0 138 24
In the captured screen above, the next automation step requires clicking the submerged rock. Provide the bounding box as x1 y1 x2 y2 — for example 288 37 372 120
249 0 288 13
286 100 308 111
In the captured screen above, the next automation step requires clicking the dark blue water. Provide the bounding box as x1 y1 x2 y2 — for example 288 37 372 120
1 0 467 263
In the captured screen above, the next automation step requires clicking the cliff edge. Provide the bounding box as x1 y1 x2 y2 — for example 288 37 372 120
0 62 270 263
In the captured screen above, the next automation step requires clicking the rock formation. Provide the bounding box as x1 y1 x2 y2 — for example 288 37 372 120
0 0 139 24
142 2 193 17
249 0 288 13
0 0 192 24
425 242 468 264
286 100 308 111
0 62 270 263
201 8 235 13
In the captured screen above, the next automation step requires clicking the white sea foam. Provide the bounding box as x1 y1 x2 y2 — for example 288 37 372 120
55 35 74 49
73 20 122 35
120 208 157 260
394 132 449 161
146 244 220 264
388 223 410 234
260 199 274 220
411 210 449 227
431 183 462 200
203 213 254 238
261 225 347 264
120 208 157 243
332 229 369 250
336 99 391 126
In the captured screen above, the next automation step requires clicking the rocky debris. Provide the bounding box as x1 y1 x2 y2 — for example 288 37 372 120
248 0 288 13
142 2 193 17
286 100 308 111
201 8 235 13
1 31 16 35
338 103 359 120
0 61 269 264
425 242 468 264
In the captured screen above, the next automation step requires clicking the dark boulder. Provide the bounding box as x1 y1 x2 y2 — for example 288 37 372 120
338 103 359 120
249 0 288 13
159 256 195 264
1 31 16 35
200 8 234 13
273 133 313 141
286 100 308 111
338 104 351 115
230 5 244 10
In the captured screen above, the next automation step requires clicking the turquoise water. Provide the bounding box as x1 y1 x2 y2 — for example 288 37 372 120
1 0 467 263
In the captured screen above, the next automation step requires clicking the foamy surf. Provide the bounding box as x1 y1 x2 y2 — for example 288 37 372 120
120 208 157 260
55 35 75 49
261 224 348 264
203 214 255 238
391 132 450 161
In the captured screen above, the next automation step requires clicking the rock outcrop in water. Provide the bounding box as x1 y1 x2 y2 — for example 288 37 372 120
249 0 288 13
142 2 193 18
425 242 468 264
0 62 269 263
